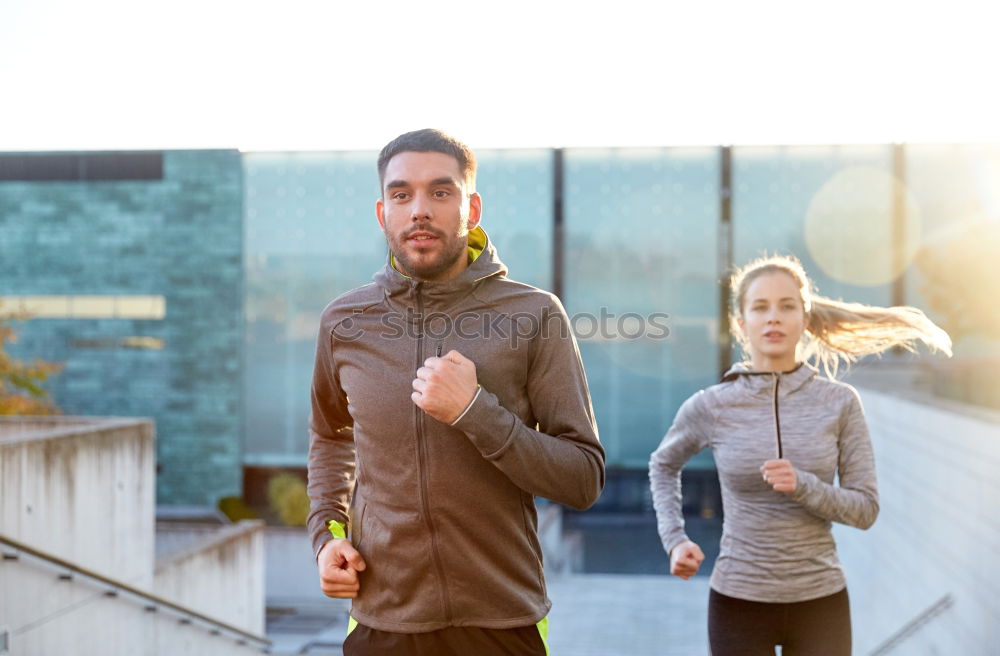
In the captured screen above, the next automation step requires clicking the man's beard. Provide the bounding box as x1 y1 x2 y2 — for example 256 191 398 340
388 225 468 281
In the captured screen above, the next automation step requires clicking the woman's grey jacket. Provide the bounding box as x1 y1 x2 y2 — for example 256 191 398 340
649 362 879 603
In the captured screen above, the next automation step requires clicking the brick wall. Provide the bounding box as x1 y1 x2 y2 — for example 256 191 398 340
0 150 243 505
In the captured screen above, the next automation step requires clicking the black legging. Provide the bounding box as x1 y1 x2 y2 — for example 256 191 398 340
708 587 852 656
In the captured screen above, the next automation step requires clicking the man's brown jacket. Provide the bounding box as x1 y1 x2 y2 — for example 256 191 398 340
307 227 605 633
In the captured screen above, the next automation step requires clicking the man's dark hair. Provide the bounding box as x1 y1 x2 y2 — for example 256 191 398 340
377 128 477 193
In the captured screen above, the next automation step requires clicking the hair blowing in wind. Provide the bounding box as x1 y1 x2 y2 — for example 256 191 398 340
730 255 953 378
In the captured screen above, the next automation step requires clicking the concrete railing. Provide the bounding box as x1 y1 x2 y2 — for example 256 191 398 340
834 388 1000 655
0 416 269 651
154 520 266 635
0 416 100 437
0 416 155 588
0 533 269 655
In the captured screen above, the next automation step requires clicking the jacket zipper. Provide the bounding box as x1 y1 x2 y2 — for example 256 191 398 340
772 372 783 459
413 283 453 622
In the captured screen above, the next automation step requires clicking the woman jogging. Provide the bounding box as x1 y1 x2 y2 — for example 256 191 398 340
648 254 952 655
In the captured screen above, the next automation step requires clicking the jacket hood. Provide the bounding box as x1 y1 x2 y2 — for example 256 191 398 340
721 361 818 396
372 226 508 307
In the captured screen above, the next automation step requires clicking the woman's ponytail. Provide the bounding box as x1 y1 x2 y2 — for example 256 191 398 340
731 255 952 378
803 294 952 377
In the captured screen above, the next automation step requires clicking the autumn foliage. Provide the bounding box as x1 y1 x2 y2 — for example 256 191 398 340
0 302 62 415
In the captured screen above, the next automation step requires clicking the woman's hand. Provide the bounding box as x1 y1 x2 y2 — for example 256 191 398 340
760 459 798 493
670 540 705 580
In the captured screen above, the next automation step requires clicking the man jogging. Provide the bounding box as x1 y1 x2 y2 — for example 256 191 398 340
307 128 605 655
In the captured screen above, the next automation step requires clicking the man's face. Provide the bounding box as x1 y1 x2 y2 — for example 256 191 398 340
376 151 482 282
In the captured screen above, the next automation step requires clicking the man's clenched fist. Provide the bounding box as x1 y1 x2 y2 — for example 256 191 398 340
412 349 478 424
318 538 367 599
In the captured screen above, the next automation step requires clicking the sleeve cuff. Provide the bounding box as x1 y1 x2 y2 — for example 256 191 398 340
450 385 482 426
314 519 347 560
666 535 691 557
791 468 819 503
451 385 518 458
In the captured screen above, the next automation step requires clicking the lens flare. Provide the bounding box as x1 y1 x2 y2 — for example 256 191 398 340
804 166 922 287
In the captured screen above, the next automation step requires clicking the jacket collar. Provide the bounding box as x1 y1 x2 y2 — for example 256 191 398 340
721 361 818 397
373 226 508 308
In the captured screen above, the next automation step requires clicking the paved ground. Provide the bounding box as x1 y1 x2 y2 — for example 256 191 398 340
548 574 710 655
267 598 350 655
267 573 711 655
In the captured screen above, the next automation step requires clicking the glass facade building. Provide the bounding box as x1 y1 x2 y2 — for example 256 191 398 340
3 143 997 507
0 151 244 505
563 148 720 469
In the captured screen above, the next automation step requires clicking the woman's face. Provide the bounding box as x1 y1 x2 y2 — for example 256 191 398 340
738 272 806 365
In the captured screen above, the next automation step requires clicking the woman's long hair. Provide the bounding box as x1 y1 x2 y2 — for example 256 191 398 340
730 255 952 377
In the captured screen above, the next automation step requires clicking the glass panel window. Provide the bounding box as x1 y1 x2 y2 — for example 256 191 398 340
563 147 720 468
732 144 895 307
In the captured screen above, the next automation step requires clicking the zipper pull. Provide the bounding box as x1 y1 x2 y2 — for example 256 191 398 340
436 343 443 358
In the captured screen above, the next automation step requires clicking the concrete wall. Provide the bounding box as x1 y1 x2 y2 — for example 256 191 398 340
834 389 1000 654
538 502 583 575
264 527 327 605
0 552 265 656
0 416 268 651
154 521 266 635
0 417 155 587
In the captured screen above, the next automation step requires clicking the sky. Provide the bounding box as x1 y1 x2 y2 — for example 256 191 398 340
1 0 997 152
